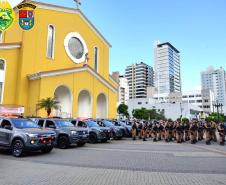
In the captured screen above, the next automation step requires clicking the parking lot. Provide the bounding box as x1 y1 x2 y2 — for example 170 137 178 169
1 139 226 185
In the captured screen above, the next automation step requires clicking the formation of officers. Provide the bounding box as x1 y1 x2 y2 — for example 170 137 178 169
131 119 226 146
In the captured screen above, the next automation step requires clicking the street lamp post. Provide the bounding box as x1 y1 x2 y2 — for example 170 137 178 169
213 100 223 123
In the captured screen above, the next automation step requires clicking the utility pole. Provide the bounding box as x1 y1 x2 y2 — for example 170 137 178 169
213 100 223 123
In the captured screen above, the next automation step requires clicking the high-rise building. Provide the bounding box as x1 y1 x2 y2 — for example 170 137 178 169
125 62 154 99
119 76 129 105
154 42 181 97
201 66 226 106
112 72 129 105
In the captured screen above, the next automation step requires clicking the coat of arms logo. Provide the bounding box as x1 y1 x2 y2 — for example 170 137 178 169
0 0 15 31
17 2 36 30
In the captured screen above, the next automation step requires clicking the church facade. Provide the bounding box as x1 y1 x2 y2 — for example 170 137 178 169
0 1 118 118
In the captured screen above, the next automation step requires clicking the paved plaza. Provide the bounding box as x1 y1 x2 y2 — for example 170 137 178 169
0 139 226 185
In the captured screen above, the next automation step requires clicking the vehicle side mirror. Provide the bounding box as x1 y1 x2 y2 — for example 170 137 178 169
4 125 12 130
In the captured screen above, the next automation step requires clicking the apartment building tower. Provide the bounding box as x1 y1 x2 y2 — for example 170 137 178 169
201 66 226 106
154 42 182 97
125 62 154 99
112 72 129 105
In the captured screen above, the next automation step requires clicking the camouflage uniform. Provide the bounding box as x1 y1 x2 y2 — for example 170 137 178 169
152 122 158 142
147 121 152 138
169 122 174 141
217 123 225 146
158 121 164 141
172 122 177 141
137 122 143 139
197 121 204 141
142 122 148 141
204 121 212 145
180 122 185 142
210 121 217 142
183 121 190 141
164 122 170 142
132 121 137 140
176 121 183 143
190 121 198 144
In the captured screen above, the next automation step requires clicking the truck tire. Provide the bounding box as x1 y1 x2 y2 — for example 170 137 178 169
11 139 25 157
57 136 69 149
89 134 97 144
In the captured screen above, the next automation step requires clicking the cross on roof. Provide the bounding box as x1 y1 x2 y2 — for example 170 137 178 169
74 0 81 9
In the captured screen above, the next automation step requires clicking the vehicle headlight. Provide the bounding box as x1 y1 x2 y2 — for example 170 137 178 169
71 131 77 135
27 133 38 138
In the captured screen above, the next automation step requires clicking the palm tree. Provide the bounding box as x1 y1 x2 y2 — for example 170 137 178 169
36 97 60 116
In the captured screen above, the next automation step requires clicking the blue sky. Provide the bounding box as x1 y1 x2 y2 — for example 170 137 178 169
10 0 226 91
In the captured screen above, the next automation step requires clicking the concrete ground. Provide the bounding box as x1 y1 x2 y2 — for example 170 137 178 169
0 138 226 185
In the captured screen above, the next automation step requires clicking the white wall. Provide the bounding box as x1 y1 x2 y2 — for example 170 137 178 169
128 98 202 120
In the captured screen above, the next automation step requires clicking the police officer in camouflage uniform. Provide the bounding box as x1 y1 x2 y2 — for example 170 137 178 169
158 120 164 141
183 119 190 141
197 121 204 141
152 121 158 142
137 121 143 139
164 121 170 142
147 121 152 138
176 121 183 143
217 122 225 146
204 119 212 145
210 121 217 142
190 120 198 144
142 121 148 141
169 121 174 141
132 120 138 140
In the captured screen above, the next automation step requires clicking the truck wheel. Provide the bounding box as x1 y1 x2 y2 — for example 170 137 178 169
77 142 86 147
58 136 69 149
89 134 97 144
41 146 53 153
12 139 25 157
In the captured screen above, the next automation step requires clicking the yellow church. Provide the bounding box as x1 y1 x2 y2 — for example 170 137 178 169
0 1 118 118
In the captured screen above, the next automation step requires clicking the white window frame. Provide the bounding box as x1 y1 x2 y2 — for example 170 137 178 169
94 46 99 72
46 24 55 59
64 32 88 64
0 59 6 104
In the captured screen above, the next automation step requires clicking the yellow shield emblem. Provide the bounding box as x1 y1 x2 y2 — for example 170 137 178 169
0 0 15 31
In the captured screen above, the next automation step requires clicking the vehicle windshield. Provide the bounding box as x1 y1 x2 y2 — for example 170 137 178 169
113 121 121 126
55 120 74 127
118 122 126 126
12 119 40 129
103 120 114 127
126 122 132 126
86 120 99 127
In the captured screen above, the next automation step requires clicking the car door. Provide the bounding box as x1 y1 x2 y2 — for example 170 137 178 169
0 119 5 145
71 120 77 127
37 119 45 128
77 121 87 128
0 119 13 146
45 120 56 130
